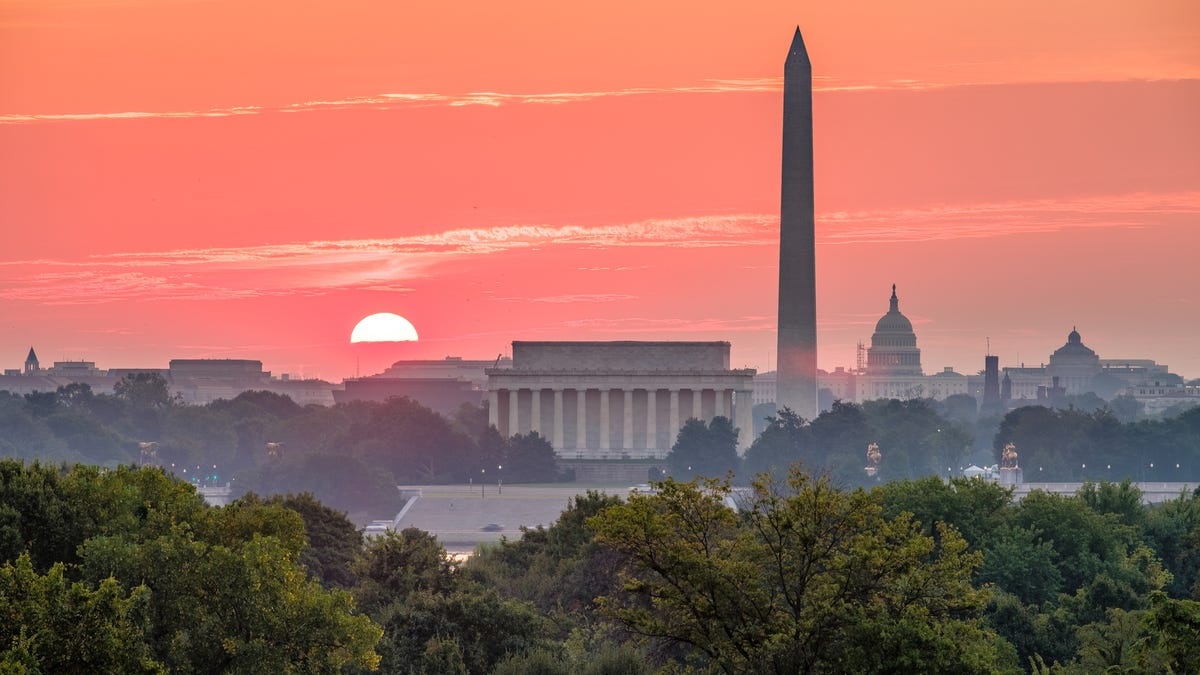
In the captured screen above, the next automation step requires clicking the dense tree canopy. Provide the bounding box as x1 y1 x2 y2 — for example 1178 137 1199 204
0 460 381 673
588 470 1016 673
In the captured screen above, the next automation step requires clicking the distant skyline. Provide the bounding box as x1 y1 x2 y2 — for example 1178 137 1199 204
2 1 1198 381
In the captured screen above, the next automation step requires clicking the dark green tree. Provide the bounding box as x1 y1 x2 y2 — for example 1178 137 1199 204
666 416 739 480
741 407 809 481
504 431 559 483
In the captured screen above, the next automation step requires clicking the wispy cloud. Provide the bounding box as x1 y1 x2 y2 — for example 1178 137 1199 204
0 75 1096 126
0 190 1193 304
558 315 775 334
820 191 1200 245
0 214 773 304
0 81 780 125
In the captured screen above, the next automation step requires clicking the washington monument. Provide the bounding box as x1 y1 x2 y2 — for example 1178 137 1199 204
776 26 818 419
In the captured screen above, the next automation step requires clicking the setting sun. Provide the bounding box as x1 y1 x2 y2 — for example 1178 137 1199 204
350 313 419 343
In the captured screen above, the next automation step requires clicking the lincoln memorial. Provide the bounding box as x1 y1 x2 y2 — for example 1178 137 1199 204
486 341 756 460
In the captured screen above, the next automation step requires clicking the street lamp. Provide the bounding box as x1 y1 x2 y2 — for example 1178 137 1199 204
480 468 486 498
497 464 503 495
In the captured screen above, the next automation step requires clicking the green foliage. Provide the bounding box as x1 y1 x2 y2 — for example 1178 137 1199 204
978 525 1064 605
352 529 550 674
666 416 740 480
741 407 808 481
351 528 458 614
504 432 559 483
78 515 381 672
370 586 546 674
112 373 173 410
418 635 468 675
589 470 1016 674
1140 591 1200 672
466 491 623 624
0 461 382 673
1077 479 1145 528
0 554 163 673
237 492 362 588
341 397 478 483
1009 491 1139 593
1143 489 1200 598
876 475 1013 547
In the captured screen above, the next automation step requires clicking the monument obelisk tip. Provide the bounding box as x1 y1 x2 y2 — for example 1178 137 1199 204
787 25 810 66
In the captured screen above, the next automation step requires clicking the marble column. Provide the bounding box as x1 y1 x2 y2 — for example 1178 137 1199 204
646 389 657 451
552 389 564 450
530 388 541 434
622 389 633 450
669 389 680 444
508 389 520 437
488 390 499 429
714 388 726 418
599 389 610 450
692 388 704 421
576 389 587 450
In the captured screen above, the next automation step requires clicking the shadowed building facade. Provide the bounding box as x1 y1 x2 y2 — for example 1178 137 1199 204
486 341 755 460
776 26 819 419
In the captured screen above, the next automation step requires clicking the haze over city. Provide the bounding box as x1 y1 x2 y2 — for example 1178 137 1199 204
3 1 1198 380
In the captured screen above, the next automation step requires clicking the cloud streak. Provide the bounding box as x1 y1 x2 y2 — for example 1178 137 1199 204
0 191 1193 304
3 75 1144 125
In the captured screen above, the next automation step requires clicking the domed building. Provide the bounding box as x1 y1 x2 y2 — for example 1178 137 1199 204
847 285 967 403
1047 327 1101 393
866 285 922 376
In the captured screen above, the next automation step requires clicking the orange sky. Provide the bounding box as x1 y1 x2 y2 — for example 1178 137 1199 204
2 1 1199 380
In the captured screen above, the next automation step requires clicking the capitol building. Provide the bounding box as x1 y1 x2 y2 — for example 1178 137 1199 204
754 285 1184 411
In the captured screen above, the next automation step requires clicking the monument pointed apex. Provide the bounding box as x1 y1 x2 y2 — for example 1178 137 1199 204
26 347 37 362
786 25 811 66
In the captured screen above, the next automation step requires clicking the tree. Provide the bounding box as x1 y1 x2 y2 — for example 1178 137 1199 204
0 553 163 673
79 509 381 673
875 475 1013 547
589 470 1017 674
807 400 873 484
236 452 402 516
666 416 739 480
1109 394 1144 424
505 432 559 483
0 462 382 673
351 528 458 614
352 527 549 674
741 407 809 481
339 397 477 483
1137 591 1200 672
113 373 173 410
1142 489 1200 598
235 492 362 588
466 491 623 620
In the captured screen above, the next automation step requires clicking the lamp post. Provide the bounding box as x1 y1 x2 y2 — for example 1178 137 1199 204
480 468 485 498
497 464 503 495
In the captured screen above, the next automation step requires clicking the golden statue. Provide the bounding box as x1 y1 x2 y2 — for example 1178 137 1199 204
865 442 881 476
1000 443 1019 469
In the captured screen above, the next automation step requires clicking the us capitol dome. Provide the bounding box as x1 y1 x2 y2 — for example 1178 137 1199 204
866 285 923 376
